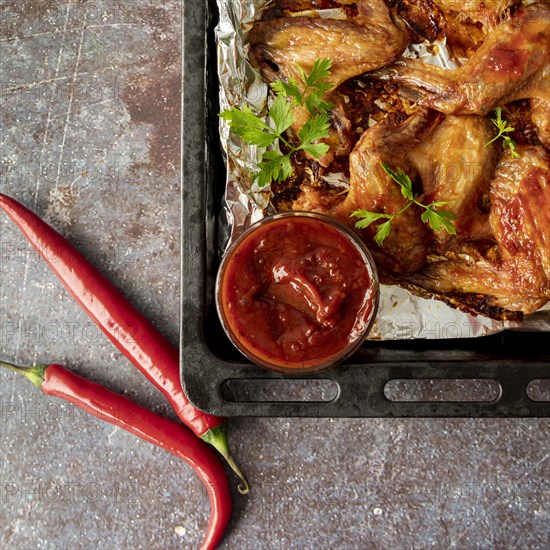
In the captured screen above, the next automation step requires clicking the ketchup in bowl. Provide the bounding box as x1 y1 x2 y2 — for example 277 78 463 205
216 212 379 374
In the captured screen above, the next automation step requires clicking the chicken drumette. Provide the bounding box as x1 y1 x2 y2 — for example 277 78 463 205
248 0 410 90
294 108 499 273
402 145 550 316
247 0 411 165
372 3 550 118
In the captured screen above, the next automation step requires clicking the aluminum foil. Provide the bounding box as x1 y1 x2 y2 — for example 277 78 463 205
214 0 548 340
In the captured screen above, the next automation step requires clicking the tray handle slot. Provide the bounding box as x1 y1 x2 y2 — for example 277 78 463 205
526 379 550 402
384 378 502 403
221 378 339 403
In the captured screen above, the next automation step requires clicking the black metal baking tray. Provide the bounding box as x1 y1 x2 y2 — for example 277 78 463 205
180 0 549 418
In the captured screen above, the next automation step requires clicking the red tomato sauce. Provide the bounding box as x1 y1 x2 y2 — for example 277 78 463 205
217 215 378 372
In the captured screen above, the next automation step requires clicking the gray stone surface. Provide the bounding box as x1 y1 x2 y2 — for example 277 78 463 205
1 1 548 549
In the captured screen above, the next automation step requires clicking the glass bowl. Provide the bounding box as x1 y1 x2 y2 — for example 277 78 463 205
215 212 379 375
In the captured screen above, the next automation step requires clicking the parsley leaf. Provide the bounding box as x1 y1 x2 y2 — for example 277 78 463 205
485 107 520 158
351 210 391 229
297 113 331 149
271 59 334 116
220 59 334 188
301 142 330 158
352 162 457 246
302 59 332 88
269 94 293 135
302 61 334 115
381 162 414 201
257 150 293 187
421 206 456 234
270 79 302 102
219 105 277 148
373 220 392 247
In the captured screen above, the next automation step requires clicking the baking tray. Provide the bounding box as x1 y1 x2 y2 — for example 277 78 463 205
180 0 549 418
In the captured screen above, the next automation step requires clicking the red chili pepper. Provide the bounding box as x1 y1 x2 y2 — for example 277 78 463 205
0 360 230 550
0 193 248 493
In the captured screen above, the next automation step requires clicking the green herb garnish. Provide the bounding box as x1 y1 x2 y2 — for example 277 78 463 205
351 162 456 246
270 58 334 116
485 107 520 158
220 59 334 188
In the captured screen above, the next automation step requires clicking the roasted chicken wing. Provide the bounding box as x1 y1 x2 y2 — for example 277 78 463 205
333 108 439 273
433 0 515 30
401 145 550 316
294 108 500 273
407 113 499 241
248 0 410 165
372 3 550 115
248 0 409 89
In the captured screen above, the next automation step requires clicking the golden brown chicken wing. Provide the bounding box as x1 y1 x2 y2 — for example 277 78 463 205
331 109 499 268
247 0 410 90
401 145 550 316
433 0 515 29
247 0 411 167
372 2 550 115
333 108 440 273
293 106 500 269
406 113 499 241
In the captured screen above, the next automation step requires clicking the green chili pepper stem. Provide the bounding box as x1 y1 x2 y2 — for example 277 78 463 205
1 358 251 494
201 424 250 495
0 360 47 388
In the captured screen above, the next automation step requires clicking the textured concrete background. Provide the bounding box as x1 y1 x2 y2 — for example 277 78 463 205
1 1 548 549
